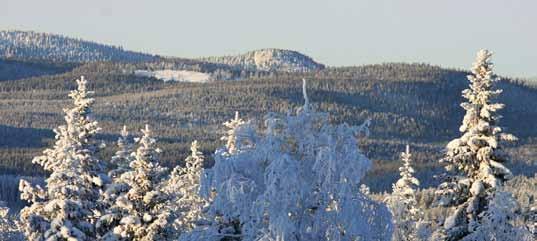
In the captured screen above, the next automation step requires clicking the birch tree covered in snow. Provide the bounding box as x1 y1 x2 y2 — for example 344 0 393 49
434 50 531 240
185 79 393 241
97 125 169 241
385 145 421 241
18 76 107 241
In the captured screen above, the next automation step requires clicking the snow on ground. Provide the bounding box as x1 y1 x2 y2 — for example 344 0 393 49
134 70 212 83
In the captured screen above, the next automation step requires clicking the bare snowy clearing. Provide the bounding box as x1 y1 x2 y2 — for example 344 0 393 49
134 69 212 83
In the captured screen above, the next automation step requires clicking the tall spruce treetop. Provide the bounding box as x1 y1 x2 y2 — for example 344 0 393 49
221 111 249 154
386 145 421 241
436 50 530 240
97 125 169 241
442 49 516 185
185 79 393 241
164 140 207 239
19 76 106 241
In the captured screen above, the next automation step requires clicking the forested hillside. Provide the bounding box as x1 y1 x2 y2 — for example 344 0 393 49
0 58 77 81
0 61 536 192
200 48 325 72
0 30 158 63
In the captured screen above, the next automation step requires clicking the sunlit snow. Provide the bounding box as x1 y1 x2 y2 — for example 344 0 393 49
134 70 212 83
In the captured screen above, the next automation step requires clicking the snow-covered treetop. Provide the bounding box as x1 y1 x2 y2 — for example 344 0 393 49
220 111 255 155
109 125 133 179
460 50 505 132
132 125 162 168
165 140 207 238
33 75 104 173
395 145 420 192
435 50 526 240
442 49 515 186
97 124 169 240
386 145 422 241
19 76 106 241
197 78 392 241
302 78 310 112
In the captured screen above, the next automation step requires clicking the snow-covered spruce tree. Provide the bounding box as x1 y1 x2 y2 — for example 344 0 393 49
385 145 421 241
19 76 107 241
164 140 208 239
109 126 134 179
221 111 250 155
96 125 169 241
96 126 134 238
434 50 531 240
527 206 537 238
184 79 393 241
0 201 23 240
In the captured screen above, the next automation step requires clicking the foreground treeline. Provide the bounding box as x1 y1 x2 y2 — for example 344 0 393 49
0 50 536 240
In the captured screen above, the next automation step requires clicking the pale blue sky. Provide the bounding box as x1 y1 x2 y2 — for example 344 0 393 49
1 0 535 77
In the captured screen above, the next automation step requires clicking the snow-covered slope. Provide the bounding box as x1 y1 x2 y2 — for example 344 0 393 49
0 30 157 63
200 48 325 72
134 70 212 83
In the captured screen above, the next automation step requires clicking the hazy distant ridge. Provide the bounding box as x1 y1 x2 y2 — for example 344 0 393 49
199 48 325 72
0 30 158 63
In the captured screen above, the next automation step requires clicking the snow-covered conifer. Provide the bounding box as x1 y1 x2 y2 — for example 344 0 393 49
164 140 207 239
109 126 134 179
385 145 421 241
434 50 531 240
96 125 169 241
459 189 533 241
19 76 106 241
187 79 393 241
221 112 255 154
527 206 537 238
0 201 23 241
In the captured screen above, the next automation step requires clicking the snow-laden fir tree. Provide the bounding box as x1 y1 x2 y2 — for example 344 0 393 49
0 201 23 240
183 79 393 241
163 140 208 239
434 50 532 240
221 111 251 155
385 145 421 241
527 206 537 238
96 125 169 241
96 126 134 238
109 126 134 179
19 76 107 241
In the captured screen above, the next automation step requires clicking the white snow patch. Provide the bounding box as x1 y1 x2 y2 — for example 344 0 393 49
134 70 212 83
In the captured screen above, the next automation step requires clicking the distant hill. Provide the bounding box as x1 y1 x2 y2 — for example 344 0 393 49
199 48 325 72
0 58 77 81
0 62 535 193
0 30 158 63
524 77 537 87
0 30 325 75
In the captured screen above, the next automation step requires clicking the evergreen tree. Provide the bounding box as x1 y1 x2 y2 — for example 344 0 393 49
96 125 169 241
221 112 253 154
19 76 106 241
385 145 424 241
109 126 134 179
0 201 23 240
164 140 208 239
185 79 393 241
434 50 531 240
